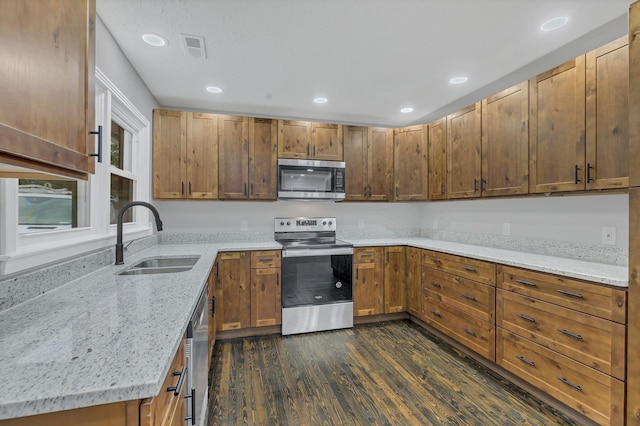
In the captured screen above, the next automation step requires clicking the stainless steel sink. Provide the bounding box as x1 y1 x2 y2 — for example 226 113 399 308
118 255 200 276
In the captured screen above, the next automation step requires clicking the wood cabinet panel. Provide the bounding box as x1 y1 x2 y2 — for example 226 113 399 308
586 36 629 190
0 0 96 178
277 120 311 159
422 250 496 286
496 328 624 426
498 265 626 323
529 57 586 193
153 110 187 198
428 118 447 200
354 247 382 264
344 126 368 201
312 122 343 161
0 402 138 426
406 246 422 318
251 267 281 327
394 125 428 201
208 267 216 362
187 112 218 199
497 289 625 380
344 126 393 201
481 82 529 196
447 103 482 199
250 250 281 269
384 246 406 313
214 252 251 331
248 118 278 200
354 255 383 316
218 115 249 199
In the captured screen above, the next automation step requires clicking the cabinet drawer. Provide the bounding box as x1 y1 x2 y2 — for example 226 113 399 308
422 250 496 286
498 265 626 323
354 247 382 264
422 295 495 361
250 250 281 268
496 329 624 426
497 289 625 380
422 267 495 323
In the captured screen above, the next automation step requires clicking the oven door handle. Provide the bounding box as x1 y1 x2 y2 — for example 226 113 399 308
282 247 354 258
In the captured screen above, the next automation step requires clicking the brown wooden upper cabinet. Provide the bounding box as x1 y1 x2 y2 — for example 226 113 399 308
529 56 586 193
481 82 529 197
428 118 447 200
447 102 482 199
585 36 629 190
278 120 344 161
394 125 428 201
344 126 394 201
0 0 97 179
153 110 218 199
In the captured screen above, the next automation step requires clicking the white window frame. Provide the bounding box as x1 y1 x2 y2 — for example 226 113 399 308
0 68 152 276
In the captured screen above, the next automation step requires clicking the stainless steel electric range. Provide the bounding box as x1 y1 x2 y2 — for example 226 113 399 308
275 217 354 335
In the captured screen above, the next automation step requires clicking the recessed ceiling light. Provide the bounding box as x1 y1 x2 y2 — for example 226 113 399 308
450 76 468 85
206 86 223 94
540 16 569 32
142 33 167 47
400 107 414 113
313 97 328 104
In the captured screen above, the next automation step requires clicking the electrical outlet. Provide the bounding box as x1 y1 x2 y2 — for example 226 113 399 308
240 220 248 231
357 219 365 229
602 227 616 245
502 223 510 236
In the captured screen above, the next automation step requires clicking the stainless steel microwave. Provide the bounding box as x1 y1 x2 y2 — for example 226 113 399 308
277 159 345 200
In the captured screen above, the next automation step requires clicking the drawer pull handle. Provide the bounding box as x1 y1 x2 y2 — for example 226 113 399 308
462 294 476 301
515 279 536 287
462 327 476 336
557 328 583 340
557 377 582 392
516 355 536 367
361 253 374 257
462 266 477 272
167 366 187 396
430 310 441 318
430 282 441 288
516 313 536 323
258 257 273 262
557 289 584 299
430 258 442 263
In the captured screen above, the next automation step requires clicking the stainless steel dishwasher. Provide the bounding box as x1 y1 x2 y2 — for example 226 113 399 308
185 285 209 426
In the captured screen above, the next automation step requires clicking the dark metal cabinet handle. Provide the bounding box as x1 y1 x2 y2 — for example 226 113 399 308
167 366 187 396
515 279 536 287
557 328 583 340
516 355 535 366
557 289 584 299
189 182 192 195
430 310 441 318
587 163 594 183
574 164 581 184
244 183 248 196
314 145 317 156
462 328 476 336
462 294 476 301
215 262 219 277
258 257 273 262
360 253 374 257
211 297 216 316
430 282 441 288
395 187 398 198
356 269 359 280
251 183 254 195
557 377 582 392
184 387 196 424
181 182 185 195
364 186 368 197
307 144 310 156
481 178 486 192
430 258 442 264
516 313 536 323
473 178 478 193
368 185 372 198
462 265 477 272
90 125 103 163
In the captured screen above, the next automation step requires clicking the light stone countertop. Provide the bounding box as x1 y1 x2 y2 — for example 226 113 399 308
0 236 626 420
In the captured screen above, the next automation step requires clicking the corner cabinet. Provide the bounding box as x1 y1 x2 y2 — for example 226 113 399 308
393 125 428 201
344 126 394 201
278 120 343 161
447 103 482 199
0 0 97 179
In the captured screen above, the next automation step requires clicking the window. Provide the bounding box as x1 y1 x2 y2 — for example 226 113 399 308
110 120 135 224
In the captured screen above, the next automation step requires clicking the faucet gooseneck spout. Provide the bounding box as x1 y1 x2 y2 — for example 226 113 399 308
115 201 163 265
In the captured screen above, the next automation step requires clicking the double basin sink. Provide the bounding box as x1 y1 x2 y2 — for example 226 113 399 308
119 256 200 275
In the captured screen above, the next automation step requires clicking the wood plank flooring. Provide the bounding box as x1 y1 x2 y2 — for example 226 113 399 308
208 321 579 425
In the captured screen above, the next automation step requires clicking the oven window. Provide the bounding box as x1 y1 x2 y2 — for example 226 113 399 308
281 255 352 308
280 166 332 192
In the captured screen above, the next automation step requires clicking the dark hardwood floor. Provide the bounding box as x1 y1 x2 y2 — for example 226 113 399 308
208 321 579 425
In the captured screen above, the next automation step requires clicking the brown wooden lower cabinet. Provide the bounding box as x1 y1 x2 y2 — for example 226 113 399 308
250 251 282 327
353 247 383 316
405 247 422 317
383 246 406 313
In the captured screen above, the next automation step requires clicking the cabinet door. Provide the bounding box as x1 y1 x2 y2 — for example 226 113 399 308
406 247 422 318
187 112 218 199
481 82 529 197
0 0 96 179
218 115 249 199
311 122 343 161
428 118 447 200
586 37 629 190
277 120 312 159
354 261 383 316
394 125 428 201
207 268 216 363
447 102 481 199
368 127 394 201
215 252 250 331
249 118 278 200
529 57 586 193
344 126 368 201
153 110 187 199
384 246 406 313
250 267 281 327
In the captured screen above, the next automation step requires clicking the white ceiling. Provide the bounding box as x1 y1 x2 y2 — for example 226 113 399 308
97 0 630 128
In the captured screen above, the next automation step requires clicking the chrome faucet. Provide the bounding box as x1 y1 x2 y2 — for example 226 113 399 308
115 201 163 265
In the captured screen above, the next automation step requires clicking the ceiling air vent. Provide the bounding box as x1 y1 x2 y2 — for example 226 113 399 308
180 34 207 59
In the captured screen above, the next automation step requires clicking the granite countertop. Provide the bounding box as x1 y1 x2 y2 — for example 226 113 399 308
0 236 626 420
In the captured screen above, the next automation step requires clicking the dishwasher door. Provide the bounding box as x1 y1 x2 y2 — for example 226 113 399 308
186 286 209 426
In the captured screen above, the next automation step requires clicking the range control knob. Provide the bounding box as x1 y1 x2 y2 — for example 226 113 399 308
328 221 333 226
322 221 327 226
280 221 284 226
286 221 291 226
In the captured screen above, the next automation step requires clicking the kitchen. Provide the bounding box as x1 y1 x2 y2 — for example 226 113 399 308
0 0 638 425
